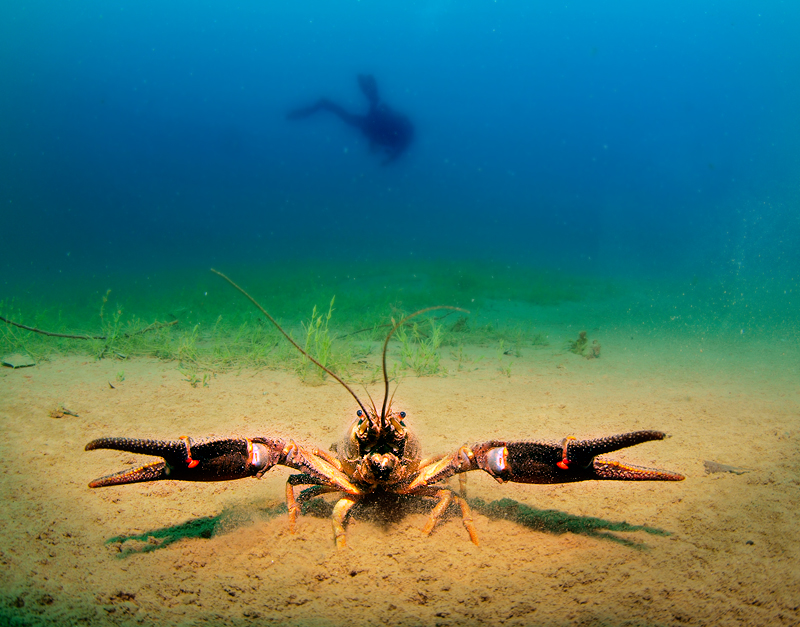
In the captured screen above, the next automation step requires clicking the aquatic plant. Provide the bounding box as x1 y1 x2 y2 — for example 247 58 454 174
566 330 589 355
450 343 480 372
181 369 210 388
566 331 601 359
495 340 514 377
296 297 352 383
394 317 443 376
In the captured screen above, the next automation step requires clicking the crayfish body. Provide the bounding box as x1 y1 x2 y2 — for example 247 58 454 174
86 270 684 549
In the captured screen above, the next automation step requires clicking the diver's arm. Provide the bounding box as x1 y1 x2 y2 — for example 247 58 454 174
287 99 364 129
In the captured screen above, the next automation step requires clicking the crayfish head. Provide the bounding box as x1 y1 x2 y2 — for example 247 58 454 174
343 407 411 456
340 407 420 486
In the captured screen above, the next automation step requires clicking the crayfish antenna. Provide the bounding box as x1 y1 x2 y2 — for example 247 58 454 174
211 268 373 418
212 269 469 441
363 388 380 434
378 306 468 422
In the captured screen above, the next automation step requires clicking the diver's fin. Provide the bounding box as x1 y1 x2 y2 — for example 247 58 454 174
358 74 379 106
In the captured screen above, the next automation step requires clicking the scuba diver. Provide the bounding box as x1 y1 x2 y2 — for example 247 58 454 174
287 75 414 164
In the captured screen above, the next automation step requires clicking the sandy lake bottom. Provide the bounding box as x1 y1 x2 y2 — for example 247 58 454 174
1 329 799 626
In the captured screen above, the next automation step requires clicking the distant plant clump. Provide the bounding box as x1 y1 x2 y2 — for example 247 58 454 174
394 318 444 376
297 297 345 384
566 330 601 359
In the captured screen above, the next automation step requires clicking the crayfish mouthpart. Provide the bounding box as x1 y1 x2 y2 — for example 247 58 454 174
368 452 399 482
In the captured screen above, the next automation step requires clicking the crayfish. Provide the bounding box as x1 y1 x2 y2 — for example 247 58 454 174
86 270 684 548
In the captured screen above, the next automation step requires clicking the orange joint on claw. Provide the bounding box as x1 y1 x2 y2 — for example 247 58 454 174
180 436 200 469
557 436 577 470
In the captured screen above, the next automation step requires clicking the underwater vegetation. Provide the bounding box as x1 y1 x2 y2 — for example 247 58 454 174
1 262 597 383
566 330 601 359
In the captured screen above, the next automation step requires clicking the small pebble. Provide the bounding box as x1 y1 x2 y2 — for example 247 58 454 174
745 540 754 545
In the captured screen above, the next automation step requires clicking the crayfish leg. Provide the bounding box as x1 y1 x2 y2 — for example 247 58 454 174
284 474 333 533
421 489 452 537
457 494 479 546
332 496 359 549
421 489 480 546
285 481 301 533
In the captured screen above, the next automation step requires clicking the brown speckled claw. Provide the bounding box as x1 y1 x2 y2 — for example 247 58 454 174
473 430 685 485
85 436 285 487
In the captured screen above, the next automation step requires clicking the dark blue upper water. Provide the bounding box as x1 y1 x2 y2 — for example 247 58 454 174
1 1 798 299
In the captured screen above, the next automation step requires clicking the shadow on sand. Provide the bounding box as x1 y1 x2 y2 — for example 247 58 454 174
105 496 669 557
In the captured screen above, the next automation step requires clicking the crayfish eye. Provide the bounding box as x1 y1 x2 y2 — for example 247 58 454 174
356 410 363 417
399 411 406 419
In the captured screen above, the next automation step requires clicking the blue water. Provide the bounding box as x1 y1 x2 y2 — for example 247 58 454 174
1 0 798 324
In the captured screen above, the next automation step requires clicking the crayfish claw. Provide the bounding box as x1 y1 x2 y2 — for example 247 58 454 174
85 436 193 458
88 461 168 487
592 459 684 481
86 436 284 487
471 430 684 485
558 430 669 468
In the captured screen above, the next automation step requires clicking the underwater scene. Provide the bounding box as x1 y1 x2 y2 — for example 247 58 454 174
1 1 799 626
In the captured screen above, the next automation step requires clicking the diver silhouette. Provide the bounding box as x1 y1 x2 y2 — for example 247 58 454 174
287 75 414 164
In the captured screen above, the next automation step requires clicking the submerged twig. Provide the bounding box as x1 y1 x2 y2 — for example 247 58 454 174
0 315 178 341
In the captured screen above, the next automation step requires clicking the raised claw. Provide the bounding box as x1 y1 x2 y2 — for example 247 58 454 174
473 430 685 484
85 436 285 487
